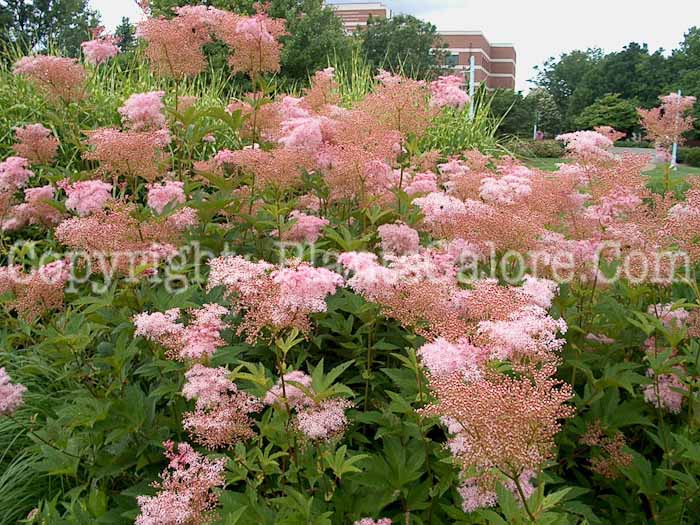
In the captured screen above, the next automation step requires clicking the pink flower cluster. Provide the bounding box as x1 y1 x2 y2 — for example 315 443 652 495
0 260 72 320
83 127 171 182
417 337 482 380
13 55 86 103
133 304 229 361
0 367 26 416
377 222 420 256
478 305 568 361
295 398 354 441
264 370 353 441
147 180 186 213
584 190 641 225
556 130 614 164
458 471 535 513
13 124 59 164
137 6 286 79
648 303 689 330
59 179 113 216
207 256 343 341
3 185 61 231
264 370 314 408
639 93 697 152
81 28 121 65
430 74 469 109
278 115 333 151
643 370 685 414
281 211 329 243
181 364 261 448
479 172 532 205
119 91 166 131
135 441 227 525
0 156 33 191
225 12 287 76
404 171 438 195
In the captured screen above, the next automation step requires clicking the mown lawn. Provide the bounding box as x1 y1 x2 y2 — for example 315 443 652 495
524 157 570 171
527 156 700 177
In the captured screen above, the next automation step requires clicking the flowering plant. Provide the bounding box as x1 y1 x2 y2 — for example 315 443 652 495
1 4 699 525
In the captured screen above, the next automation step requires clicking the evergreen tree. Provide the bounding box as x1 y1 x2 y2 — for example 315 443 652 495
114 17 136 53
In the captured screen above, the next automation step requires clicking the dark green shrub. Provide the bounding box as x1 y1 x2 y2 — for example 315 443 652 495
513 139 565 158
678 147 700 167
614 139 652 148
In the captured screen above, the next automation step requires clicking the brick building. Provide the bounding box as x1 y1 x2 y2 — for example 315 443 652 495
330 2 391 32
328 2 517 90
437 31 516 90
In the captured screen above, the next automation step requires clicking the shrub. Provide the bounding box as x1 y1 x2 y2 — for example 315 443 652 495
678 147 700 166
512 139 565 158
2 5 700 525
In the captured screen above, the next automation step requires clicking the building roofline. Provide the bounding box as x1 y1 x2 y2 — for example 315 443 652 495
437 30 486 36
327 2 389 10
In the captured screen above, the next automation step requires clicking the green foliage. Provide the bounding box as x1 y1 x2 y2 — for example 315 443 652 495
0 0 99 56
489 89 534 137
678 147 700 167
114 17 137 54
513 139 564 159
574 93 640 134
3 13 700 525
421 88 509 156
534 38 698 133
361 14 442 79
527 88 563 136
279 0 351 81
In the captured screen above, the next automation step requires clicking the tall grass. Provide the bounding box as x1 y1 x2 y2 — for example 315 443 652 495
331 51 510 156
331 47 376 105
422 86 510 156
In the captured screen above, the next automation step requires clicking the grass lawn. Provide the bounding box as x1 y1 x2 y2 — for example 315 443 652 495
526 157 700 178
524 157 570 171
645 164 700 178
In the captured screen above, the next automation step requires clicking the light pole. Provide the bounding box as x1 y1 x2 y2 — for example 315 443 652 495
468 55 476 119
671 89 681 171
533 111 539 140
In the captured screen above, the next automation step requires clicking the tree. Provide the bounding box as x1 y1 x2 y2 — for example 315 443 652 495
0 0 99 56
526 88 562 136
533 48 602 128
280 2 351 80
574 93 639 135
114 17 136 53
490 89 534 137
593 43 670 108
147 0 351 82
670 27 700 140
361 14 442 79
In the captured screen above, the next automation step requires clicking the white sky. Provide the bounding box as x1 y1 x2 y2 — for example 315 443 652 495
90 0 700 92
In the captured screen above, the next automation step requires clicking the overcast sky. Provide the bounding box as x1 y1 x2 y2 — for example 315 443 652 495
90 0 700 91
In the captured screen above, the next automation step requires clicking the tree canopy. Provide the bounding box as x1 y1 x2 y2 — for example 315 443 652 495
534 29 700 137
574 93 639 134
361 14 442 79
0 0 99 56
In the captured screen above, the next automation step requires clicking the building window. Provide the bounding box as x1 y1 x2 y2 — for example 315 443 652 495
445 53 459 67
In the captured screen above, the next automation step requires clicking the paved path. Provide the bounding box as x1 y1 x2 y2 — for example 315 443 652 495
611 147 659 171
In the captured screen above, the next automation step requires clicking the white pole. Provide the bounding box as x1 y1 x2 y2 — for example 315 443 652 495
671 89 681 171
533 113 538 140
468 55 476 119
